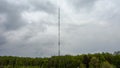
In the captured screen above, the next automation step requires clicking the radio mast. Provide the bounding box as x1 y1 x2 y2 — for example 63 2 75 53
58 8 60 56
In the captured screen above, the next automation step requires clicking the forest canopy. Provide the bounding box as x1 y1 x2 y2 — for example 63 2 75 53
0 52 120 68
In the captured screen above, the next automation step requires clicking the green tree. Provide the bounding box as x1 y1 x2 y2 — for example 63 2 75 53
80 63 86 68
101 61 114 68
83 55 90 68
89 57 100 68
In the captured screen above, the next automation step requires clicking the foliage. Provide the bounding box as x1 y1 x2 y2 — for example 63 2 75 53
101 61 114 68
0 52 119 68
89 57 100 68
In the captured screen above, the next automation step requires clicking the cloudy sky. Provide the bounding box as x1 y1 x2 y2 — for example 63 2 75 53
0 0 120 57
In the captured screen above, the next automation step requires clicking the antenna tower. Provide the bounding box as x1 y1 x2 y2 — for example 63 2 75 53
58 8 60 56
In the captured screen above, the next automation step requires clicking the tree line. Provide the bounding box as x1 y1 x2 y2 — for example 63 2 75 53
0 52 120 68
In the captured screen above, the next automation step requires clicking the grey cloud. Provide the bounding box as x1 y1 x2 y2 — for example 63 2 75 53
66 0 97 11
0 0 27 31
0 33 58 57
29 0 57 14
0 0 120 57
61 23 120 54
0 35 6 45
0 0 57 31
0 0 54 57
104 12 120 25
92 0 120 26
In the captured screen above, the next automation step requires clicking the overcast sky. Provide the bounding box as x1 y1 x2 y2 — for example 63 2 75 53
0 0 120 57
